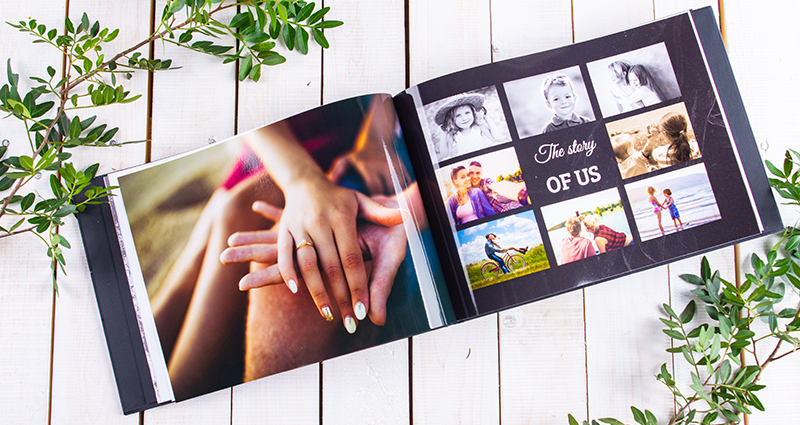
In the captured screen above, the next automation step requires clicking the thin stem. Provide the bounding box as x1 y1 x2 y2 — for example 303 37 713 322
0 225 37 238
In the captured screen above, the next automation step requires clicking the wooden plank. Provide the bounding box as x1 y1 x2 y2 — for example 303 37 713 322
499 293 588 423
584 268 674 422
489 2 587 423
572 3 668 423
490 0 573 60
572 0 654 42
0 2 65 423
144 1 237 423
412 315 500 425
232 365 319 425
655 0 719 18
323 340 409 425
323 0 406 101
724 3 800 421
407 2 498 423
317 2 411 424
49 2 150 423
407 0 492 86
231 6 323 425
149 1 238 161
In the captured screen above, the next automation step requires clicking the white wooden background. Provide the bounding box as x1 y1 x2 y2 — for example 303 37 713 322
1 1 798 423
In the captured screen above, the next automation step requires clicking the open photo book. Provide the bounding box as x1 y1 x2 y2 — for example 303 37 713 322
77 7 782 414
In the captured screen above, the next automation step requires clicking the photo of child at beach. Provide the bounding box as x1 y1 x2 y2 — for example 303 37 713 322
624 163 721 242
586 42 681 118
540 188 633 266
454 211 549 290
503 65 596 138
422 85 512 162
435 147 528 227
606 102 702 179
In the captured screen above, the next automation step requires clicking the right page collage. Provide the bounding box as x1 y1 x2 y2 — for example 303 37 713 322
405 10 777 316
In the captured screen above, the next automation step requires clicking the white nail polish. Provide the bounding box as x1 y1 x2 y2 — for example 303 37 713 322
321 306 334 322
345 316 357 334
288 279 298 294
354 301 367 320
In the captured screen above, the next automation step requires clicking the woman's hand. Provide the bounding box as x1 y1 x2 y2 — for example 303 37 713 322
220 198 406 328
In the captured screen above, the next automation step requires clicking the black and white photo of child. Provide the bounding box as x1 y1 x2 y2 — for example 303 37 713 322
504 66 596 138
587 43 681 118
422 86 512 162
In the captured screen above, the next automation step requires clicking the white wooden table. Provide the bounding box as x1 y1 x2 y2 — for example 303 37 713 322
2 1 798 423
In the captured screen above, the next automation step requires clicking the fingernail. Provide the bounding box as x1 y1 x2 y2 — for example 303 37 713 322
287 278 298 294
354 301 367 320
321 306 334 322
345 316 357 334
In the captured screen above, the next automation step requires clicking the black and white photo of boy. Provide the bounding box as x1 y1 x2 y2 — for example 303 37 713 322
504 66 596 139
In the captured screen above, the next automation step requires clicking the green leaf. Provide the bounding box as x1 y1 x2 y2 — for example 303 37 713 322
663 329 685 340
65 17 75 33
283 21 296 50
178 30 193 43
568 414 580 425
54 204 77 217
659 318 679 329
230 11 254 29
719 314 731 339
701 412 717 424
630 407 646 425
248 63 261 82
719 409 740 422
81 13 90 33
251 41 276 52
315 20 343 29
20 192 35 211
19 155 34 170
238 55 253 81
312 28 329 48
105 28 119 42
718 359 732 383
663 303 679 320
644 410 657 425
679 300 696 324
778 307 798 318
765 159 785 178
258 50 286 65
307 6 329 25
598 419 624 425
0 177 15 191
276 2 289 21
296 26 309 54
296 2 315 22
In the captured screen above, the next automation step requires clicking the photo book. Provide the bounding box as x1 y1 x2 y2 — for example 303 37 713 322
77 7 782 414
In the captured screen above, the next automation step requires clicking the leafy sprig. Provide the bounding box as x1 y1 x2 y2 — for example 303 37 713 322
0 1 341 291
569 149 800 424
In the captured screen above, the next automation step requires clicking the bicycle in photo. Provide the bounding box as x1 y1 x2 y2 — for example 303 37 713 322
481 251 526 280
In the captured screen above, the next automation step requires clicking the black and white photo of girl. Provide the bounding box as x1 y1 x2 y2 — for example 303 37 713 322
422 86 512 162
587 43 681 118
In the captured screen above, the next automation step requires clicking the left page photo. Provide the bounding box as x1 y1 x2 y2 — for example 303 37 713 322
85 94 448 411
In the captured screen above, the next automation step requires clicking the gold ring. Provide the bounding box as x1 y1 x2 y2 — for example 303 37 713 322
296 239 315 250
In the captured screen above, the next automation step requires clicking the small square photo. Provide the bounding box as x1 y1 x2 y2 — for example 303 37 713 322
504 66 596 139
422 86 512 162
624 163 721 241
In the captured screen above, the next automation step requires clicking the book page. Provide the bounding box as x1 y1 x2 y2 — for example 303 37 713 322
400 10 780 317
104 94 448 402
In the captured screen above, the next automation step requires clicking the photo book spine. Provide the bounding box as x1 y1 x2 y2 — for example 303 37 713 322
76 176 163 414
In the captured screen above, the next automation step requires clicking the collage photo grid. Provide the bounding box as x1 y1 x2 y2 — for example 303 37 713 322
421 42 723 291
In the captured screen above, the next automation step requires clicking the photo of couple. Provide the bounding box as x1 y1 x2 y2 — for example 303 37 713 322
624 163 722 241
606 102 702 179
114 95 437 401
587 42 681 117
434 147 529 227
454 211 549 290
504 65 596 138
421 85 512 162
540 188 634 266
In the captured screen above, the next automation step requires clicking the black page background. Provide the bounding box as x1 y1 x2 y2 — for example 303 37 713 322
400 12 770 317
